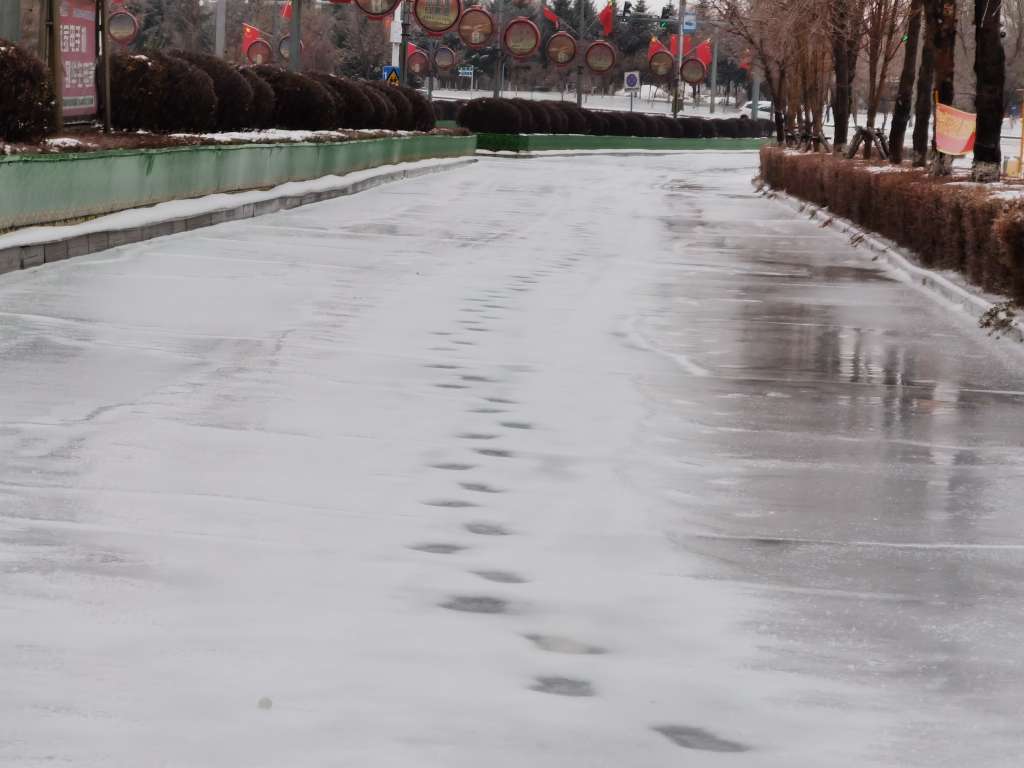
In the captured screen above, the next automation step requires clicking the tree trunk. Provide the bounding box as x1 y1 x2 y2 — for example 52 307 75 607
930 0 957 175
889 0 923 164
831 0 855 151
972 0 1005 181
912 1 936 166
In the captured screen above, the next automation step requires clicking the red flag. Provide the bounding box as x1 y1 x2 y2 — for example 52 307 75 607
669 33 679 56
407 41 420 56
597 0 613 36
242 23 263 51
648 36 668 59
543 5 560 27
739 49 751 70
281 0 292 19
695 39 711 66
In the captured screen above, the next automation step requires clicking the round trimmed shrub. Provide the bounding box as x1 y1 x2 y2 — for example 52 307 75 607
153 53 217 132
622 112 647 137
367 82 414 130
508 99 535 133
0 39 54 142
714 118 738 138
252 65 336 130
584 110 609 136
603 111 628 136
238 68 275 129
641 114 664 137
523 101 552 133
456 98 523 133
542 102 569 134
170 49 252 131
361 83 397 129
305 72 350 128
107 53 164 131
330 77 374 128
700 118 718 138
659 115 684 138
400 86 435 131
555 103 589 134
679 117 702 138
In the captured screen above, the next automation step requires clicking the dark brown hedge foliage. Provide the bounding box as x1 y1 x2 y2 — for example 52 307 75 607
507 99 536 133
556 103 590 134
622 112 647 137
238 68 275 129
367 82 414 130
602 111 628 136
400 85 436 132
700 119 718 138
522 101 552 133
332 77 375 128
170 49 252 131
760 146 1024 302
252 65 336 130
107 53 164 131
0 40 54 142
361 83 398 129
679 117 703 138
456 98 523 133
543 102 569 133
153 53 217 132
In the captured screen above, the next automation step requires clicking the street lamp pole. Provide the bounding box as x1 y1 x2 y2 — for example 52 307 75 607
399 0 410 85
673 0 686 115
289 0 301 71
575 0 584 106
493 0 504 98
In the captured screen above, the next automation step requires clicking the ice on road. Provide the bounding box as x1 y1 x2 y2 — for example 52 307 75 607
3 153 1024 767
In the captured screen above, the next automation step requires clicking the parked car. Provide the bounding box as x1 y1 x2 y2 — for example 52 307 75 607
742 100 773 114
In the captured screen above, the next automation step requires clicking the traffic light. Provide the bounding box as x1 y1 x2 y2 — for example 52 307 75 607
621 1 632 18
660 5 671 18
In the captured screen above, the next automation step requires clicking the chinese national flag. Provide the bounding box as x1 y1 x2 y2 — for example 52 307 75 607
242 23 262 51
695 39 711 66
407 42 420 56
597 0 613 36
543 5 560 27
281 0 293 19
648 37 668 59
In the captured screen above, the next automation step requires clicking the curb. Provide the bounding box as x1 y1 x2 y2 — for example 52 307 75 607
0 157 476 277
762 186 1024 344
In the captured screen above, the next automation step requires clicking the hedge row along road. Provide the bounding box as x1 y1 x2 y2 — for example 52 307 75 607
2 153 1023 767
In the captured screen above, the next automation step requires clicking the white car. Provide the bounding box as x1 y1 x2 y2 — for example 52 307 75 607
742 100 773 114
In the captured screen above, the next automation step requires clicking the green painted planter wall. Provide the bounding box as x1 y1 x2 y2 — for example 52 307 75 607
0 134 477 230
476 133 768 152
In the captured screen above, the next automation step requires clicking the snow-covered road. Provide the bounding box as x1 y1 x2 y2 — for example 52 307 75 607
3 153 1024 767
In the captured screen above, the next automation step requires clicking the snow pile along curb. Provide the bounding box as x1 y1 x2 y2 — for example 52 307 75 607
0 157 476 276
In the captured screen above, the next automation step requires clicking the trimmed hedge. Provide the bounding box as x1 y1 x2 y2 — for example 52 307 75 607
759 146 1024 302
170 50 253 131
454 96 773 139
238 67 276 128
367 82 414 130
0 39 54 142
106 52 216 133
252 65 336 130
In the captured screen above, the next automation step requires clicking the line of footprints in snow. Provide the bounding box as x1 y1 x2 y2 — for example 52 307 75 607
408 268 750 756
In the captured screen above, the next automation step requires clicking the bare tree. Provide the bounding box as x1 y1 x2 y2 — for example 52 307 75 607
972 0 1005 179
888 0 922 162
860 0 909 156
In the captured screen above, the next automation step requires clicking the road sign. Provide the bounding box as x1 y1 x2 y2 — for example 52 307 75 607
682 11 696 30
383 65 400 85
624 71 640 92
458 66 474 77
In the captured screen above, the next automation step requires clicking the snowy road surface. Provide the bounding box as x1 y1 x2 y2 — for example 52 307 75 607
3 153 1024 767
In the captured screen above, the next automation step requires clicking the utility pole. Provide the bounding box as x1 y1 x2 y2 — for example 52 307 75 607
399 1 410 85
750 74 760 120
48 0 63 131
494 0 504 98
214 0 227 57
289 0 301 72
575 0 584 106
99 0 111 132
673 0 685 114
708 29 718 113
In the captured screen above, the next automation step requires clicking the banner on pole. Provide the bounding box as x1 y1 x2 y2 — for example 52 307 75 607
935 103 977 156
60 0 98 119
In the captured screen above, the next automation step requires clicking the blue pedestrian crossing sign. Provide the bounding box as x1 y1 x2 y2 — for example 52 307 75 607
383 66 400 85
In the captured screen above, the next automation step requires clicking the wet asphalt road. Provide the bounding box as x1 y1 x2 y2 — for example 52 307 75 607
2 152 1023 766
